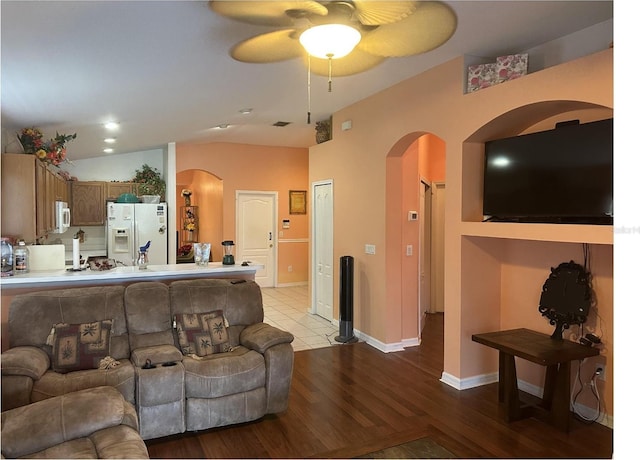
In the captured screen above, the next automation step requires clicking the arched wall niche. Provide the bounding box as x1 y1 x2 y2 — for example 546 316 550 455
176 168 224 260
461 100 613 223
466 100 613 143
456 99 614 418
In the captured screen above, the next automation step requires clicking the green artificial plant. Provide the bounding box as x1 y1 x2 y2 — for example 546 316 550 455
133 164 166 198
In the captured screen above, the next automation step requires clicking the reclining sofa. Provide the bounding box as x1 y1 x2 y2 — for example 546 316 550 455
1 279 295 445
1 386 149 459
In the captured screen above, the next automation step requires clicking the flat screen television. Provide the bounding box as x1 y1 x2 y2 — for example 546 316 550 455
483 118 613 224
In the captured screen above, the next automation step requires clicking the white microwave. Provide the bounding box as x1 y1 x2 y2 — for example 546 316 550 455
50 201 71 234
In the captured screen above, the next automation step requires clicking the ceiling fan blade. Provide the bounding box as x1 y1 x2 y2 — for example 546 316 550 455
209 1 327 27
351 0 418 25
231 29 304 63
358 1 457 57
308 48 386 77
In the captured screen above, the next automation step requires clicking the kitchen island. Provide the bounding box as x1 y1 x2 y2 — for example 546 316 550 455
1 262 263 351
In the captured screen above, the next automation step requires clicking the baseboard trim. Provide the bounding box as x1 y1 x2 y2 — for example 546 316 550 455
440 371 497 390
445 372 613 429
352 330 405 353
275 281 308 288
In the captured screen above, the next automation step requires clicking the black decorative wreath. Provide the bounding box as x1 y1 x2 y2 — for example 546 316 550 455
539 260 592 340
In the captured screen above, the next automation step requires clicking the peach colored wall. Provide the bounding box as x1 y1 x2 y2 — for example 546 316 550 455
386 133 448 342
176 142 309 284
278 241 309 285
425 135 446 182
400 143 420 340
498 241 613 412
309 49 613 416
176 170 223 260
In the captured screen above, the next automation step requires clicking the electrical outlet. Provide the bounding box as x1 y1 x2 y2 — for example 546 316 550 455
596 364 606 381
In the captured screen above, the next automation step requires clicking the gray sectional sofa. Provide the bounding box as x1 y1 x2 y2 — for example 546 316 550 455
1 279 295 457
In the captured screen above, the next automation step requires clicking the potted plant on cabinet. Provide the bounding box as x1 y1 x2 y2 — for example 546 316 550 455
132 164 165 202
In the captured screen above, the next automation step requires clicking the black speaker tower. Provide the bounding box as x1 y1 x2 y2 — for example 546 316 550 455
335 255 358 343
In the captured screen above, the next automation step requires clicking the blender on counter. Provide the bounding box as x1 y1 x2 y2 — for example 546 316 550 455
222 240 235 265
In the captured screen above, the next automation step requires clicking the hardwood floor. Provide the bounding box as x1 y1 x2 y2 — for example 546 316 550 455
146 313 613 458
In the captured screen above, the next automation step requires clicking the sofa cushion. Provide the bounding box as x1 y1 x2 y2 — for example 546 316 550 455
124 282 175 350
175 311 231 357
51 320 112 373
31 359 135 405
169 279 264 327
182 347 265 398
8 286 130 361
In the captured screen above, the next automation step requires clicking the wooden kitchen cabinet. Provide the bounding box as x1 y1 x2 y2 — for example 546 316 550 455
106 182 139 200
55 174 69 202
1 153 67 242
70 181 106 226
35 160 49 236
2 154 38 242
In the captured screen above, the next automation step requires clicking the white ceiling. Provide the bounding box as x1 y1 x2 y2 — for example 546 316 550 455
1 1 613 161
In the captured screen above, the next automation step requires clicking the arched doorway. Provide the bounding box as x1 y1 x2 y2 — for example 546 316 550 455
176 169 223 261
385 132 446 345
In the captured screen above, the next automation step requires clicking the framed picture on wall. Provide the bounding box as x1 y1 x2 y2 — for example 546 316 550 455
289 190 307 215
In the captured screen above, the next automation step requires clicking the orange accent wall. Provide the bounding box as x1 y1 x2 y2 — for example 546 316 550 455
309 49 613 418
176 170 223 260
176 142 309 284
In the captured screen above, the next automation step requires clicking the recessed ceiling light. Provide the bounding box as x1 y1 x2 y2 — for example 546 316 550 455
104 121 119 130
239 108 253 114
103 148 114 153
104 138 116 143
214 124 230 129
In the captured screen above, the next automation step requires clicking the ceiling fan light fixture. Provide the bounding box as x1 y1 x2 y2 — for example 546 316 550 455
299 24 361 59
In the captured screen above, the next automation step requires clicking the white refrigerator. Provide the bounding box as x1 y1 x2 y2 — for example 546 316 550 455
106 203 168 266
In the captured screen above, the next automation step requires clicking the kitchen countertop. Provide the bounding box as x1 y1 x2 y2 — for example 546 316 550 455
0 262 263 289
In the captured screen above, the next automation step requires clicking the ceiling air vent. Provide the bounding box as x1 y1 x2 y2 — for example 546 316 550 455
272 121 291 127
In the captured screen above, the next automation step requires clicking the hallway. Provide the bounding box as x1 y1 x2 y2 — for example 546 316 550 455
261 285 340 351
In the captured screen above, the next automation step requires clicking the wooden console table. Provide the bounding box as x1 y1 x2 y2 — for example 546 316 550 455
472 328 599 431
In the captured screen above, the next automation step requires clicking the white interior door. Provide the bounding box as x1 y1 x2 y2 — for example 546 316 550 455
312 181 333 321
236 191 277 287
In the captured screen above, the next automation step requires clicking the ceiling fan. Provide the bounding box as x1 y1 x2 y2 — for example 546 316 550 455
209 1 457 77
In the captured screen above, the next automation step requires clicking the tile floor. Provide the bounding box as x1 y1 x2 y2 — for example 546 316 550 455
261 285 340 351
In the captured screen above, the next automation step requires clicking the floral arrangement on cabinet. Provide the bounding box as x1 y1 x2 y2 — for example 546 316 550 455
184 208 196 231
132 164 166 198
183 207 197 241
181 189 192 206
17 127 77 167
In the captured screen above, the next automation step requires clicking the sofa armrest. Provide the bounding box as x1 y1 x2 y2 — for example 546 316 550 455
1 386 137 459
240 323 294 354
1 346 50 380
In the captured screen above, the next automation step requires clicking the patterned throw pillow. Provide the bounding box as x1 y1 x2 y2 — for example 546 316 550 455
51 320 112 373
174 310 231 357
